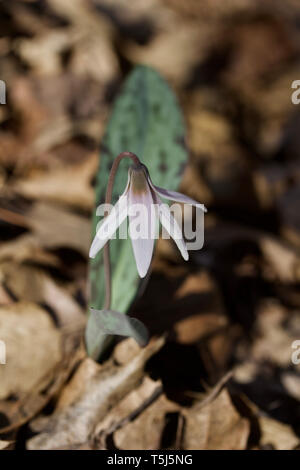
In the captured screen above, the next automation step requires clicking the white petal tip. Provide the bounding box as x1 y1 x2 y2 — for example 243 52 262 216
89 246 96 258
136 262 150 278
183 252 189 261
89 247 97 258
197 204 207 212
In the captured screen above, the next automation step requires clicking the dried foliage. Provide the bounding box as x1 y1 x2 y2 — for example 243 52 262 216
0 0 300 450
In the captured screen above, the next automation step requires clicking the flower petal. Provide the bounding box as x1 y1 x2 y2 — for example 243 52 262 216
157 197 189 261
128 182 156 278
147 177 207 212
89 194 128 258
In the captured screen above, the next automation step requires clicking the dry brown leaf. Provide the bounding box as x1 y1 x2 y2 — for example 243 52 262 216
0 283 13 305
1 0 300 452
259 236 300 283
25 201 91 255
0 234 59 266
94 376 162 440
259 415 299 450
233 361 258 385
102 0 215 86
6 1 51 36
124 21 214 87
47 0 119 83
16 30 73 75
13 154 97 210
0 440 14 450
0 302 62 400
113 337 144 365
30 356 101 435
183 388 250 450
187 106 252 206
252 301 299 367
223 393 300 450
174 272 227 344
55 358 101 411
114 392 180 450
224 18 295 88
0 201 91 259
0 339 84 436
27 336 165 450
31 115 74 154
0 262 84 327
9 76 49 142
206 221 300 283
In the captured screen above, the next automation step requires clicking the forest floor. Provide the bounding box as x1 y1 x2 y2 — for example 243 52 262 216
0 0 300 450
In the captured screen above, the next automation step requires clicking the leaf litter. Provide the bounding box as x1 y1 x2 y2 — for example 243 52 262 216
0 0 299 450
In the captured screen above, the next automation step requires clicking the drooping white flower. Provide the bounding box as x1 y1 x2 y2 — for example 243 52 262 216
89 163 207 278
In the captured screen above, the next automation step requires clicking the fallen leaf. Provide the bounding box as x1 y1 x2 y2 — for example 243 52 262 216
94 376 162 445
252 301 299 367
0 302 62 400
0 262 85 327
13 154 97 211
114 393 180 450
259 415 299 450
0 339 84 436
48 0 119 83
27 336 165 449
183 389 250 450
0 440 14 450
174 272 227 344
113 337 144 365
124 20 214 87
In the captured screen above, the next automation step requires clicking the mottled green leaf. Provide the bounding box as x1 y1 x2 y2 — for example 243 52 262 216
86 308 149 360
88 65 187 358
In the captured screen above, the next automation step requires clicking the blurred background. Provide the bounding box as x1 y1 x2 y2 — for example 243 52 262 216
0 0 300 450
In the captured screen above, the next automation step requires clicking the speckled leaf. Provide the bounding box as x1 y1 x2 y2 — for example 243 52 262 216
86 308 149 360
88 65 187 358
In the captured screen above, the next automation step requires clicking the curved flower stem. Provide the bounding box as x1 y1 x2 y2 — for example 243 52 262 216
103 151 141 309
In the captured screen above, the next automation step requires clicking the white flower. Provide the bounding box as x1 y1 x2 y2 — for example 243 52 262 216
89 163 207 278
